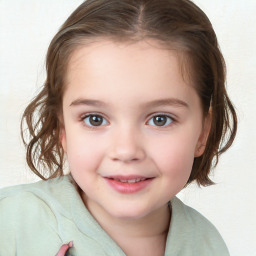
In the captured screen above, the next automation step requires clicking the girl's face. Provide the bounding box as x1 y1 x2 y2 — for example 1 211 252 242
61 40 210 220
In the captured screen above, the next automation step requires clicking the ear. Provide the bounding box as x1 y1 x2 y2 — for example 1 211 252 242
60 127 67 153
194 110 212 157
59 116 67 153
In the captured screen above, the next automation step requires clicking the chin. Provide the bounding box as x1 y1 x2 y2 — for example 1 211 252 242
106 204 154 220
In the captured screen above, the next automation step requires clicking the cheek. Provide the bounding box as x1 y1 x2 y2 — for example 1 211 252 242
65 132 104 174
64 133 107 196
149 134 197 177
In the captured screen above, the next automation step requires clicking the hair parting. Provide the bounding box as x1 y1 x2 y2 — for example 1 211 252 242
21 0 237 185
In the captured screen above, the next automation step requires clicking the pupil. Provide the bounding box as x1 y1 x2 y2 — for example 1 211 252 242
90 115 103 126
154 116 166 126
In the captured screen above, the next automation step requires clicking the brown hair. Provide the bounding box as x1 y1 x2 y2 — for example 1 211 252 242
21 0 237 185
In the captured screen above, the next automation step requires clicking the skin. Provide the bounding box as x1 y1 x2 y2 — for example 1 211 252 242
60 39 211 256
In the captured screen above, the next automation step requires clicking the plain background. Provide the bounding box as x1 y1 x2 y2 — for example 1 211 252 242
0 0 255 255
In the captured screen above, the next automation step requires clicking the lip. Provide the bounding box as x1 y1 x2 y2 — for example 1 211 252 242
103 175 154 194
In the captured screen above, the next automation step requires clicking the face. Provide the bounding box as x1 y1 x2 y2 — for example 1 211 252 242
61 39 210 221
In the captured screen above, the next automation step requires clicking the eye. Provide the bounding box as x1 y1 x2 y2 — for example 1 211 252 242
147 115 173 127
83 114 108 127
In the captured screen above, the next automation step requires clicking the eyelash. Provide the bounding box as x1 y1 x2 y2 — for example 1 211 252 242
80 112 176 128
81 113 109 129
146 113 176 127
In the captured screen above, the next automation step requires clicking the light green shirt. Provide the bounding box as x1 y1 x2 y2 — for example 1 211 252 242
0 175 229 255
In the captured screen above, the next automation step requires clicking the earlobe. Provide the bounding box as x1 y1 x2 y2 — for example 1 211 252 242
194 110 212 157
194 144 206 157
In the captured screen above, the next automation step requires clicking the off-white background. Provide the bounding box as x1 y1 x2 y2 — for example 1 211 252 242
0 0 255 255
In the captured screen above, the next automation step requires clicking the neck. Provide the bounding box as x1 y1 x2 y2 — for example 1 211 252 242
82 193 171 256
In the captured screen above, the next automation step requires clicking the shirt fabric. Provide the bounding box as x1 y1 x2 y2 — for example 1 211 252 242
0 175 229 255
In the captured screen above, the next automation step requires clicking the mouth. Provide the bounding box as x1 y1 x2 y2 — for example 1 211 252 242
103 175 154 194
109 177 149 183
104 175 154 182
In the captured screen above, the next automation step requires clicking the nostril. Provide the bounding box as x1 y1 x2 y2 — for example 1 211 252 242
112 156 141 162
108 136 146 162
110 149 146 162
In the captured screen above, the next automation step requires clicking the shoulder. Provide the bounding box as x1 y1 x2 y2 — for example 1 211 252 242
171 196 218 231
0 176 74 255
1 175 72 204
0 174 72 197
166 197 230 256
0 175 74 220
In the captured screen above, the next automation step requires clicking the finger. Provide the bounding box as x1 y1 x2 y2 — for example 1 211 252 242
56 241 73 256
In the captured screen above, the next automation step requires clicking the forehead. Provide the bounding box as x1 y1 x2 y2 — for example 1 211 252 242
67 39 179 73
63 39 199 108
66 39 191 83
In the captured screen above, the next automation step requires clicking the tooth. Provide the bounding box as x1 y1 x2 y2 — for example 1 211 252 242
114 178 147 183
127 179 136 183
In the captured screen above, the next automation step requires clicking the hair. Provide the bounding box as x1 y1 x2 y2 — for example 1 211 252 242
21 0 237 186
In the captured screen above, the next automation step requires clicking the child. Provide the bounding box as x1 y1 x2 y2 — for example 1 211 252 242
0 0 237 255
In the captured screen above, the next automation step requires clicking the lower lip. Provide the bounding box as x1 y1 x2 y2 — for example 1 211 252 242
104 178 153 194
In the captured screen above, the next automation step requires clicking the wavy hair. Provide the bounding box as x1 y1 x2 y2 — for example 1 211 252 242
21 0 237 185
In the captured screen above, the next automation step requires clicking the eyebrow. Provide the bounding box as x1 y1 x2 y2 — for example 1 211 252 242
70 99 107 107
142 98 189 109
70 98 189 108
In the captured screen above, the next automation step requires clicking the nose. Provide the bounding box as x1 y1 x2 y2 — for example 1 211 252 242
108 127 146 162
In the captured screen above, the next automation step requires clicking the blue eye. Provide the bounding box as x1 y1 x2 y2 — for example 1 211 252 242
147 115 173 127
83 114 108 127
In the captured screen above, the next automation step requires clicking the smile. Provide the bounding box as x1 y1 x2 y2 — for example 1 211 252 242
113 177 147 183
103 175 154 194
